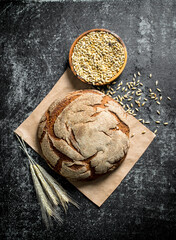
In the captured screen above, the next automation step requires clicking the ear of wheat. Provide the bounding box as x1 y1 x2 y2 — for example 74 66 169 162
16 135 79 228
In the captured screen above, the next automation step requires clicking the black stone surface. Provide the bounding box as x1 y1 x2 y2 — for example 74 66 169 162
0 1 176 239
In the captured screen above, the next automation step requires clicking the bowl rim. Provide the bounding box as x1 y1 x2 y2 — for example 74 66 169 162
69 28 127 86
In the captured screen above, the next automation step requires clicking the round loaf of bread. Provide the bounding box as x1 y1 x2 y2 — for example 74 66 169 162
38 89 130 180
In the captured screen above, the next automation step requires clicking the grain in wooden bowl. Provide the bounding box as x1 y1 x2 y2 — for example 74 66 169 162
69 29 127 86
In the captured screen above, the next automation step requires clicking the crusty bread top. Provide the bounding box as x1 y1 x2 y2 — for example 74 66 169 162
38 89 130 180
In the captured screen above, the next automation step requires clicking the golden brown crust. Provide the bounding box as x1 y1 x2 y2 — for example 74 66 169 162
38 90 130 180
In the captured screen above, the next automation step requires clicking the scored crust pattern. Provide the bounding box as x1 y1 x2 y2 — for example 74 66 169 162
38 90 130 180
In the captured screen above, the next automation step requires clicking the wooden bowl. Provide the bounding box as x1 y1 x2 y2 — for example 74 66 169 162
69 29 127 86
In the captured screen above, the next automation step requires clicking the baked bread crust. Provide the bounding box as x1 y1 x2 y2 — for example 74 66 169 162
38 90 130 180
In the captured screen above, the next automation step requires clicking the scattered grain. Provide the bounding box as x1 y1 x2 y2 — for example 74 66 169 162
155 121 160 124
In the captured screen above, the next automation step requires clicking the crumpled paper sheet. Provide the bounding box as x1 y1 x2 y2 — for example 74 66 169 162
15 68 155 207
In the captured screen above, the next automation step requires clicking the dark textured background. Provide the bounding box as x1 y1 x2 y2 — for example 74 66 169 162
0 1 176 239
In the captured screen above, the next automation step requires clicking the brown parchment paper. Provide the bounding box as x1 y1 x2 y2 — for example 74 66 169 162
15 68 155 207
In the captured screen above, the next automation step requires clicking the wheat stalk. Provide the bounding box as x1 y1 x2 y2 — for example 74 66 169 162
16 134 79 228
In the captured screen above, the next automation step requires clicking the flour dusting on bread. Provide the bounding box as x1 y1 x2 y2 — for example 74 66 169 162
38 90 130 180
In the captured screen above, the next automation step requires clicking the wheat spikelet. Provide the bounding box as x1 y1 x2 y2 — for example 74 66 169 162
33 164 59 206
36 163 79 212
30 162 55 228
